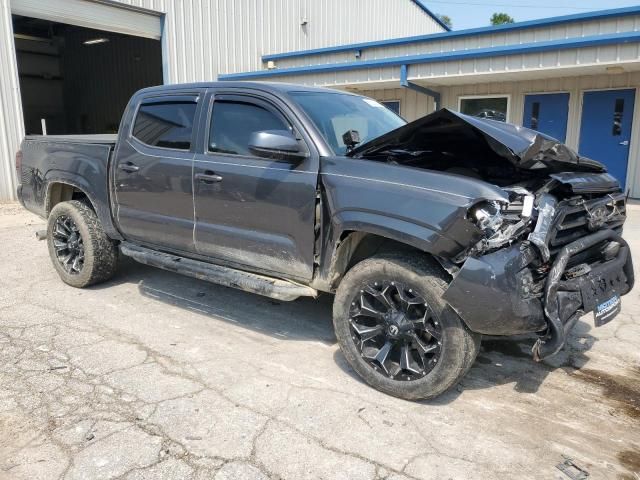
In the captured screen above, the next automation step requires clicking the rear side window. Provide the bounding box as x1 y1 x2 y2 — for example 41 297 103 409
132 100 197 150
209 100 290 156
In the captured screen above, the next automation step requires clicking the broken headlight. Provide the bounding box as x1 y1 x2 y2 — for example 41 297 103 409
469 201 504 236
465 191 535 256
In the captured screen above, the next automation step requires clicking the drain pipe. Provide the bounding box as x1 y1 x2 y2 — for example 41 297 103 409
400 64 441 111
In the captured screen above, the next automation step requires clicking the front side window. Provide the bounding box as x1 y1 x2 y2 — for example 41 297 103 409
459 96 509 123
209 100 290 156
290 92 405 155
132 100 197 150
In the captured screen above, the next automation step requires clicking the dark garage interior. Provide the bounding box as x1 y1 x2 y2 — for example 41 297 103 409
12 15 163 135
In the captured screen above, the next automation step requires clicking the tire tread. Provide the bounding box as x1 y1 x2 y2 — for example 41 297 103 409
47 200 118 288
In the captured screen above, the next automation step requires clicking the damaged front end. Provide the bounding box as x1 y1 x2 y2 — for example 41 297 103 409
444 175 633 361
352 109 635 361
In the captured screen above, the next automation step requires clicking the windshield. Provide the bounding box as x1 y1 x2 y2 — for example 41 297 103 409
290 92 406 155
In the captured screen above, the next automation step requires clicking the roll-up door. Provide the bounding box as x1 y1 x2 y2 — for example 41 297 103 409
11 0 161 39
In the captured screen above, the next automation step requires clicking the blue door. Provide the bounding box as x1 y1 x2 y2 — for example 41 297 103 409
579 89 635 190
523 93 569 141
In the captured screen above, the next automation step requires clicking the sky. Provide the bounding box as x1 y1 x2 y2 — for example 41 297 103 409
427 0 640 30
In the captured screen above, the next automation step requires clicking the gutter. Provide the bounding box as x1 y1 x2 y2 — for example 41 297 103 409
400 64 440 111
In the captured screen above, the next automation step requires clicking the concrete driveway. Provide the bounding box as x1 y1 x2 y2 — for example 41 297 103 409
0 202 639 480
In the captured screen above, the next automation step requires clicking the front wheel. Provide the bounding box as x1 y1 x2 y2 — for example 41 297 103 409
47 200 118 288
333 253 480 400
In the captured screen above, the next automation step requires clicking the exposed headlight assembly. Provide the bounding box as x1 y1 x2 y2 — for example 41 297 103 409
469 201 504 235
467 192 535 254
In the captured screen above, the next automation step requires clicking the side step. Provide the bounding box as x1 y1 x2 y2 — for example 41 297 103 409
120 242 318 302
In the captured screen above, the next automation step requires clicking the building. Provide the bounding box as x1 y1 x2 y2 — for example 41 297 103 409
1 1 640 200
0 0 446 201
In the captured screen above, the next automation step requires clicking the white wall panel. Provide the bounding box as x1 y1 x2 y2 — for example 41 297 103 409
0 0 23 202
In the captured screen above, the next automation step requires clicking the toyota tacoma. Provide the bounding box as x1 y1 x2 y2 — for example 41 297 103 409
16 82 634 400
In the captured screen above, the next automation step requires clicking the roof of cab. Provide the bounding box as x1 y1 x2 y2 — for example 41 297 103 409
136 81 357 97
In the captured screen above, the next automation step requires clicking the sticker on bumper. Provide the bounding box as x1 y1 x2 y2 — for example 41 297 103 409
594 295 621 327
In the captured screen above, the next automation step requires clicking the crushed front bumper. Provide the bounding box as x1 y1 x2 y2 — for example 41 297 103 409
443 229 634 360
532 229 633 360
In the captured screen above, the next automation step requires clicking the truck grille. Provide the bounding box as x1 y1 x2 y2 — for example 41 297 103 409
549 193 626 249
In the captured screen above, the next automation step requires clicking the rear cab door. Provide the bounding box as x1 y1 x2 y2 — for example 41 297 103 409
112 88 206 253
191 88 320 282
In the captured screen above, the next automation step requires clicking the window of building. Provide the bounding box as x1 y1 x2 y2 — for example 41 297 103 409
132 100 197 150
381 100 401 115
209 100 290 156
459 96 509 122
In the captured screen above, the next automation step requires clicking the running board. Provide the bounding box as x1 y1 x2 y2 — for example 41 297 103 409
120 243 317 302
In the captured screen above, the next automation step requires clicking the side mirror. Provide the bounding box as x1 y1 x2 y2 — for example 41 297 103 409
248 130 306 160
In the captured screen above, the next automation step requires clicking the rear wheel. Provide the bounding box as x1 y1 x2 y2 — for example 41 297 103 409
333 253 480 400
47 200 118 288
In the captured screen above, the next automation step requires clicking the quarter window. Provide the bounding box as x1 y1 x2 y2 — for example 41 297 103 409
209 100 290 156
132 100 197 150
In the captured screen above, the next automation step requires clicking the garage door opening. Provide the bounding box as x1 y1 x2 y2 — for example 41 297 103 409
12 15 163 135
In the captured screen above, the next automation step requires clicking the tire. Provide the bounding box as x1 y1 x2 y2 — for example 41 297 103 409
47 200 118 288
333 253 481 400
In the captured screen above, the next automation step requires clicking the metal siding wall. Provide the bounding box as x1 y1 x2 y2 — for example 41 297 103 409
0 0 22 202
358 87 434 120
114 0 444 81
275 14 640 69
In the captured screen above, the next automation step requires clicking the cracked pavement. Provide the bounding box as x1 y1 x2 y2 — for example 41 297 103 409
0 202 639 480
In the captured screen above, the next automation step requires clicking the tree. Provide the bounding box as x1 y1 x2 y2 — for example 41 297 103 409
490 12 515 25
437 14 453 29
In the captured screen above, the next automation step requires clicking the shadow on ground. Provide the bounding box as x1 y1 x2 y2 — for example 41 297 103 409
94 255 600 404
91 256 336 344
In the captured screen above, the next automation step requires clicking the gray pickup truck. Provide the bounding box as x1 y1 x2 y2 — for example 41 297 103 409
16 81 634 400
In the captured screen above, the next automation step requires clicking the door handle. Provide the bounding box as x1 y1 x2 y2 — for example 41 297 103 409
619 140 630 146
119 162 139 173
195 171 223 183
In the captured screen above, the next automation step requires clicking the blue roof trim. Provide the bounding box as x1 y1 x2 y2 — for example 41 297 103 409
222 30 640 80
410 0 451 31
262 5 640 62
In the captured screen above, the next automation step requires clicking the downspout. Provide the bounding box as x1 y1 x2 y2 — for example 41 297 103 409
400 64 441 111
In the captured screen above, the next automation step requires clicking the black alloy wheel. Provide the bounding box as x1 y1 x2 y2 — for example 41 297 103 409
348 281 442 381
52 215 85 274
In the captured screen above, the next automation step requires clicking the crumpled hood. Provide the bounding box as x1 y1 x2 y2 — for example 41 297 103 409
349 108 605 173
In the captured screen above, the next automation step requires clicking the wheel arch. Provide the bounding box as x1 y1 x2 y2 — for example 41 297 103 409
45 174 122 240
325 222 452 291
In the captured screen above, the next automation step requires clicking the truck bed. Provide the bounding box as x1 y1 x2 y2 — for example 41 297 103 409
19 134 116 233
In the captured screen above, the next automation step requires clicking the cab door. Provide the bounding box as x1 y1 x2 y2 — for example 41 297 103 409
192 91 319 281
113 91 203 252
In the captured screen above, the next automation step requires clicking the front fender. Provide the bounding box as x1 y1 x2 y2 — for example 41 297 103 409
334 210 464 257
